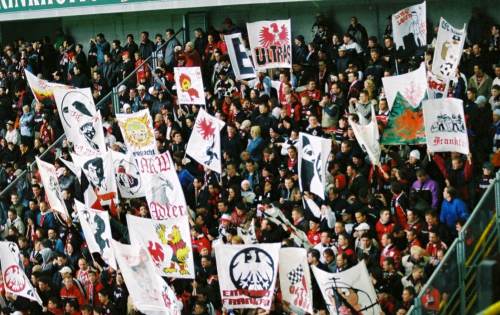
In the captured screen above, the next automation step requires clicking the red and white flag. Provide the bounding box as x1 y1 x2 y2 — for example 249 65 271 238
0 241 43 305
247 19 292 70
111 151 145 198
127 214 194 279
185 108 225 173
279 248 313 314
174 67 205 105
36 157 69 218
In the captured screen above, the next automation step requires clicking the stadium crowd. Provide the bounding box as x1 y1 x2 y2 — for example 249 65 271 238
0 9 499 315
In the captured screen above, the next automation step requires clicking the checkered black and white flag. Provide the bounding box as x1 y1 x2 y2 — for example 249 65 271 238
287 264 304 285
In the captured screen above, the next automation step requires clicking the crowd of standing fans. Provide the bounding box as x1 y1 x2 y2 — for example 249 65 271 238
0 9 499 315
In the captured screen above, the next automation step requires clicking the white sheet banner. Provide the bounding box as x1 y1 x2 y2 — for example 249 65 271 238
111 240 182 315
348 106 381 165
298 132 331 199
382 62 428 109
237 219 258 244
262 205 311 249
185 108 225 173
174 67 205 105
392 1 427 50
0 241 43 305
111 151 145 198
127 214 194 279
215 243 281 310
225 33 256 80
279 248 313 314
75 200 116 269
24 69 70 106
431 17 466 80
36 157 69 218
247 19 292 70
312 261 381 315
423 97 469 154
116 109 158 157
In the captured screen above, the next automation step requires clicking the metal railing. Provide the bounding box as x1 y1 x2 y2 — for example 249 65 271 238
410 172 500 315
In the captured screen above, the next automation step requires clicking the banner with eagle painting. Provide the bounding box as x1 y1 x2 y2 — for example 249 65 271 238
185 108 225 173
279 248 313 314
215 243 281 310
312 261 381 315
247 19 292 70
174 67 205 105
127 214 194 279
36 157 69 218
298 132 331 199
75 200 116 269
116 109 158 158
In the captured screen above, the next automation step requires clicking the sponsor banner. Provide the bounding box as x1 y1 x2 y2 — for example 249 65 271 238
247 19 292 70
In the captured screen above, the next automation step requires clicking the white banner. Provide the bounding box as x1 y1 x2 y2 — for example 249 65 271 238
431 18 466 80
116 109 158 157
53 87 106 156
262 205 311 248
423 97 469 155
185 108 225 173
111 151 145 198
237 219 258 244
247 19 292 70
36 157 69 218
72 151 119 211
111 240 182 315
215 243 281 310
174 67 205 105
224 33 256 80
298 132 331 199
24 69 69 105
127 214 194 279
392 1 426 50
279 248 313 314
382 62 427 109
138 151 188 220
312 261 381 315
0 242 43 305
427 69 448 99
348 106 381 166
75 200 116 269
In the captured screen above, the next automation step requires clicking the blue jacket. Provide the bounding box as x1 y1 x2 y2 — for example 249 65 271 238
246 137 265 162
440 198 469 229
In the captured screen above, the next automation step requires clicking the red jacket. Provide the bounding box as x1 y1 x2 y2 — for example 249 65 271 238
380 244 401 269
60 284 86 306
375 220 396 242
307 229 321 245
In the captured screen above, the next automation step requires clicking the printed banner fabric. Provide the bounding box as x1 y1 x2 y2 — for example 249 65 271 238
312 261 381 315
262 205 311 248
279 248 313 314
24 69 69 106
0 242 43 305
127 214 194 279
116 109 158 157
111 240 182 315
427 71 448 99
36 157 69 217
392 1 426 50
138 151 188 220
215 243 281 310
174 67 205 105
382 62 427 110
381 92 426 145
75 201 116 269
185 108 225 173
348 106 381 165
53 87 106 156
431 18 466 80
298 132 331 199
247 19 292 70
224 33 256 80
111 151 145 198
423 98 469 154
237 219 258 244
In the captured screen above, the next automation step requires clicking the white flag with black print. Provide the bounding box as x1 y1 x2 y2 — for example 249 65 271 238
348 105 381 166
262 204 311 248
423 97 469 155
279 247 313 314
312 261 381 315
116 109 158 157
431 17 466 80
392 1 426 50
111 150 145 198
0 241 43 305
237 219 258 244
127 214 195 279
225 33 256 80
298 132 331 199
53 87 106 156
111 240 182 315
215 243 281 310
186 108 225 173
36 157 69 218
75 200 116 270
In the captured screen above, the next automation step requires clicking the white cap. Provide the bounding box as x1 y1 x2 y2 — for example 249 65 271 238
148 86 155 95
59 266 72 274
122 104 131 112
137 84 146 91
355 222 370 231
118 85 127 93
409 150 420 160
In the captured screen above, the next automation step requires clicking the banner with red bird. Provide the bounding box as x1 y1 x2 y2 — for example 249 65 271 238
186 108 225 173
247 19 292 70
174 67 205 105
127 214 194 279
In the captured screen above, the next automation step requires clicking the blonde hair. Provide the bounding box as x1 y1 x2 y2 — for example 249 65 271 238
250 125 261 138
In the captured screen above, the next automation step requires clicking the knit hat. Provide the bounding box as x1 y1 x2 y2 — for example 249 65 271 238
409 150 421 160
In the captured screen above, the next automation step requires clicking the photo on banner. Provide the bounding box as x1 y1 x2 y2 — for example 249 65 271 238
224 33 256 80
247 19 292 70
